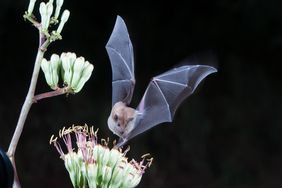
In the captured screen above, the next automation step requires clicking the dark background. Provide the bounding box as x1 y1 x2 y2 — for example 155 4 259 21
0 0 281 187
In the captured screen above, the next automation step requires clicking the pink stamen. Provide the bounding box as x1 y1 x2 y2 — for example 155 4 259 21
53 141 65 158
62 133 73 153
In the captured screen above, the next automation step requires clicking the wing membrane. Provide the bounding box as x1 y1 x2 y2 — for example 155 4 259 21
106 16 135 105
126 65 217 140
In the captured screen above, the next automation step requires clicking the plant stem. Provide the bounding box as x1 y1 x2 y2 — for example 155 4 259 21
33 87 69 102
24 14 40 28
7 33 50 188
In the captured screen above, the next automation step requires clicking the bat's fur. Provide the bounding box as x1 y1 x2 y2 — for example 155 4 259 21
108 102 137 139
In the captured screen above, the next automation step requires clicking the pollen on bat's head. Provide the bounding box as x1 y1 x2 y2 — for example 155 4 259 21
49 125 153 188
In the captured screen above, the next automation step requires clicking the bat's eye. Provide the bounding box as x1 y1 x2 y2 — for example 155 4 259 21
114 114 118 121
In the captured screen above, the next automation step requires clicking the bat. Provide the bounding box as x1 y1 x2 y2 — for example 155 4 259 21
106 16 217 146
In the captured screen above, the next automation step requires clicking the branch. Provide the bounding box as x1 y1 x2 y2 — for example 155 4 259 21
33 87 70 102
7 33 50 188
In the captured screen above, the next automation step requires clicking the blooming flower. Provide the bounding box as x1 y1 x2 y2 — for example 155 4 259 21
50 125 153 188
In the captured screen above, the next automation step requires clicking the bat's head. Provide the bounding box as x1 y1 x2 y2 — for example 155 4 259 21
107 102 137 139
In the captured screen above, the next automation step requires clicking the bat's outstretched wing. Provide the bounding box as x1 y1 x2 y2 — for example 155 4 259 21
106 16 135 106
126 65 217 140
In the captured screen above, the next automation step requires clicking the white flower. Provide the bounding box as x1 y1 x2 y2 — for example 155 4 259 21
50 125 153 188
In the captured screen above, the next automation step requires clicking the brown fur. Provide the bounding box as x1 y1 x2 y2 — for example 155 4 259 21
111 102 136 129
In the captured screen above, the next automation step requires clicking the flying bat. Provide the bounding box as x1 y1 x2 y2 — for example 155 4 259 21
106 16 217 146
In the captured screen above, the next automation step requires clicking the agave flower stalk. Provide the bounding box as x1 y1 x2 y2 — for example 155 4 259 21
50 125 153 188
7 1 72 187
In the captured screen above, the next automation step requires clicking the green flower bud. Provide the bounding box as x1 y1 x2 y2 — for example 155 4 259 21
39 2 47 29
39 2 47 16
27 0 37 15
40 54 61 90
46 2 54 26
71 57 86 89
61 52 76 85
73 62 94 93
50 54 61 88
39 2 54 30
61 9 70 23
41 58 52 87
54 0 64 19
57 10 70 34
46 1 54 17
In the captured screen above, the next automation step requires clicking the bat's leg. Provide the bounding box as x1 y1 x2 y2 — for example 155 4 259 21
115 138 128 148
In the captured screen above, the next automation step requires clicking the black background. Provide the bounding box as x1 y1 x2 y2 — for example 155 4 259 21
0 0 281 187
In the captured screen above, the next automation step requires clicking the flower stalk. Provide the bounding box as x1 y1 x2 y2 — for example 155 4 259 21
7 33 50 188
33 86 70 102
6 0 73 187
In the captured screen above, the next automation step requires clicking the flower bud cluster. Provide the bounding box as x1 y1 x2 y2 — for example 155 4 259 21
50 125 153 188
41 52 94 93
26 0 70 37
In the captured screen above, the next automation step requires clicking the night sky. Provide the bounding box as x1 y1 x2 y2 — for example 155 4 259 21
0 0 281 187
